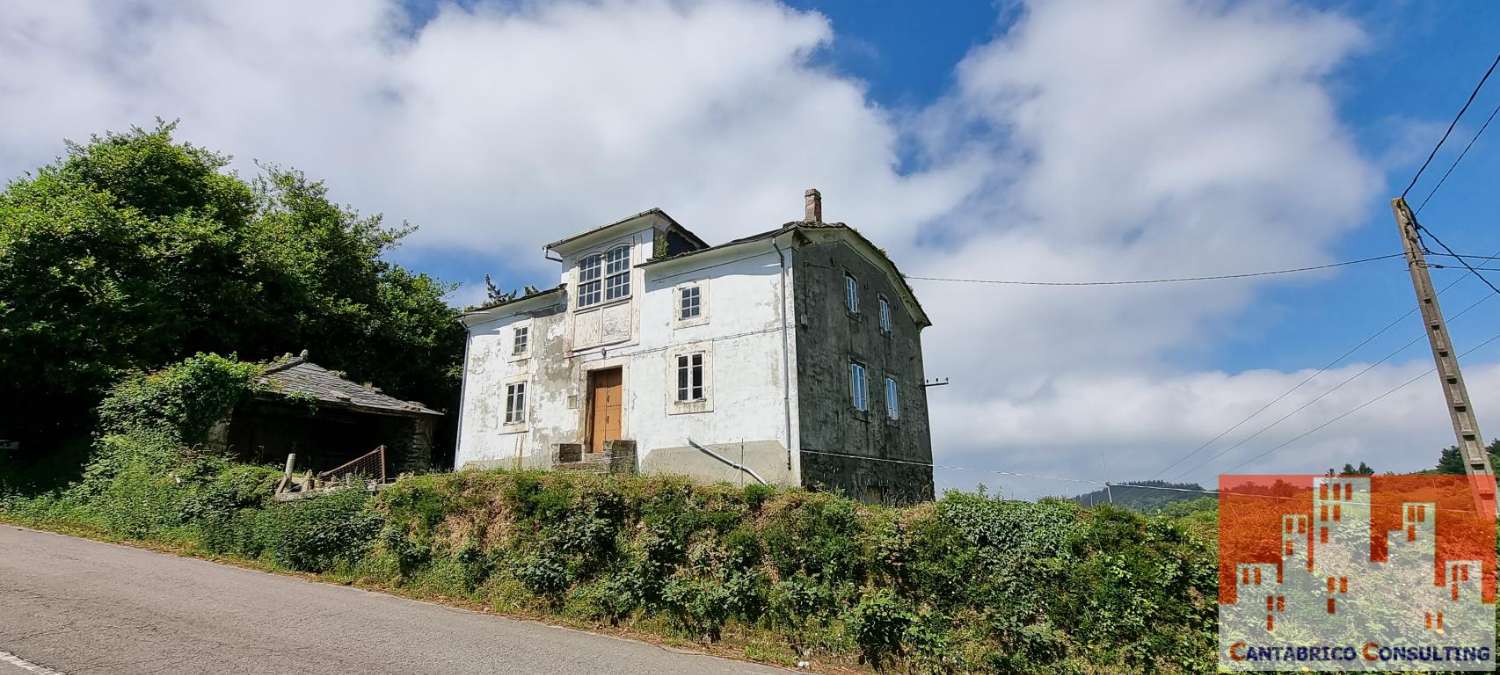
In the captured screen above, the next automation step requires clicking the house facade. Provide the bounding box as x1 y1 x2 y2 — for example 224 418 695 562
455 190 934 503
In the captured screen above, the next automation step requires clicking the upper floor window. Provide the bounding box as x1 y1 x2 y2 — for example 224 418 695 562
512 326 529 356
878 296 892 334
578 255 603 307
845 274 859 314
884 376 899 420
604 246 631 301
679 285 701 320
676 352 705 402
577 245 631 308
850 361 867 411
505 382 527 424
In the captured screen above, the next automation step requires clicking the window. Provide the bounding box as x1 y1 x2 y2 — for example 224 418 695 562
878 296 892 334
884 376 899 420
578 246 630 308
604 246 631 301
667 345 713 414
679 285 701 320
578 255 602 307
850 361 867 411
512 326 529 356
504 382 526 424
676 352 705 402
845 274 859 314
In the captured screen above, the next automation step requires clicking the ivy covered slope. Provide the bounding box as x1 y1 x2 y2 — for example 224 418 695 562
6 469 1219 672
363 472 1218 671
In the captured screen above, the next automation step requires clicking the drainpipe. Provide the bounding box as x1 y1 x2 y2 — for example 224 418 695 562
452 326 471 470
772 239 793 473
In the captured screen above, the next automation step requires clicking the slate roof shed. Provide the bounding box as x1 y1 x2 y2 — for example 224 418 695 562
209 351 443 476
257 352 442 418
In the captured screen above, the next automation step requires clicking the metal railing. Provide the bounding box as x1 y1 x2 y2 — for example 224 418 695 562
317 445 387 484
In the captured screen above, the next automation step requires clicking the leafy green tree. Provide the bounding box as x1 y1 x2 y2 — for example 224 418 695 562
1332 462 1374 476
0 122 463 475
1436 439 1500 474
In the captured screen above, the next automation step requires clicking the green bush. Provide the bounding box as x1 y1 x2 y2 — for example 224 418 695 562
96 353 261 446
180 463 281 523
8 463 1220 672
254 488 384 572
847 589 913 667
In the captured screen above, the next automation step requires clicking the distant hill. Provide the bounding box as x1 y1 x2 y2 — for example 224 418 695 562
1072 480 1210 511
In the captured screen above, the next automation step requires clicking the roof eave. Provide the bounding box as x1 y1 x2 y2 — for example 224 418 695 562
543 208 708 255
252 390 442 417
804 223 933 329
459 285 565 325
637 225 794 270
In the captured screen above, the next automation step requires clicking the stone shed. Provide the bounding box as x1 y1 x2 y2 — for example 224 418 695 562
213 352 443 476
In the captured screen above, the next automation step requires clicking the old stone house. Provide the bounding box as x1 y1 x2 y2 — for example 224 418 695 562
455 191 934 503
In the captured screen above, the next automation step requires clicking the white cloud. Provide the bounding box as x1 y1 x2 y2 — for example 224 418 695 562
3 0 1478 496
0 0 979 273
933 357 1500 499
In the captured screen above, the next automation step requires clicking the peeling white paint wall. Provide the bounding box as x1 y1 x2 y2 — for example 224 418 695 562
455 223 801 487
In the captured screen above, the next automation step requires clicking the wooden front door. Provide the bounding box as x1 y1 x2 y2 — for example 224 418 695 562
588 368 623 454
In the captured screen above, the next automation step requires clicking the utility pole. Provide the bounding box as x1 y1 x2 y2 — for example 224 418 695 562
1392 197 1496 516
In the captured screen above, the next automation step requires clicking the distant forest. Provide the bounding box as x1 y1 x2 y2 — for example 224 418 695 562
1077 440 1500 512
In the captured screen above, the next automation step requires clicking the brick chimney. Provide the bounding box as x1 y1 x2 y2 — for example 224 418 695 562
804 188 822 223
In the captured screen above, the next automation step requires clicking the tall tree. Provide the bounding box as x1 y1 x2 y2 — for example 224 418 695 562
1435 439 1500 475
0 122 464 470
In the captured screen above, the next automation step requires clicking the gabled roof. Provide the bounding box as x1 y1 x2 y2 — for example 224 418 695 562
544 207 709 254
258 354 442 417
638 221 932 328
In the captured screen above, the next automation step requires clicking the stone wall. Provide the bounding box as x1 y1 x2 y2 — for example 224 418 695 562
555 439 637 475
792 234 934 504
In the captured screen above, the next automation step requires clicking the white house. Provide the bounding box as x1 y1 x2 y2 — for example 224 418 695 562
455 190 935 503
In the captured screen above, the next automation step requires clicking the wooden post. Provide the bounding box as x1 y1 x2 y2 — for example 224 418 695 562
1392 197 1496 515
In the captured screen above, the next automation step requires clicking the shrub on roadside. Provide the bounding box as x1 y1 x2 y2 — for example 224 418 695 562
248 488 384 573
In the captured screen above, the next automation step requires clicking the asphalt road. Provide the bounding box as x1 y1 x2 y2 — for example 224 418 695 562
0 525 785 674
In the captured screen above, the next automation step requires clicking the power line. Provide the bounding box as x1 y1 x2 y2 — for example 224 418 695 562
1416 223 1500 298
905 253 1403 287
1415 102 1500 213
1430 252 1500 261
1401 51 1500 198
1152 247 1500 479
1227 328 1500 473
1169 333 1425 480
1170 286 1498 481
1150 309 1410 478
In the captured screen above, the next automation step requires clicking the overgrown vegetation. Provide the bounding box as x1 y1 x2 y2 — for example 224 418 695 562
5 468 1218 672
0 122 464 488
2 354 1223 671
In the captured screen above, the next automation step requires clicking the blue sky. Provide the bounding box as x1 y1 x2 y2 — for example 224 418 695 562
3 1 1499 498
